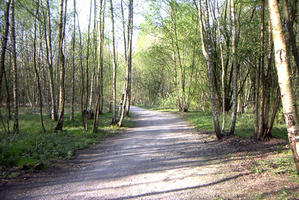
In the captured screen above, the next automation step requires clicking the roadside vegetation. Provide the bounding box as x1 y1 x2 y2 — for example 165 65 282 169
140 106 287 139
0 107 132 179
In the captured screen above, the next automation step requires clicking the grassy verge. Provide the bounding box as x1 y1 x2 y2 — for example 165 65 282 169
138 106 288 139
0 108 132 178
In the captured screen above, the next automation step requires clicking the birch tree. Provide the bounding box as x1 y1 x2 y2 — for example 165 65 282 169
110 0 117 124
268 0 299 173
197 0 222 139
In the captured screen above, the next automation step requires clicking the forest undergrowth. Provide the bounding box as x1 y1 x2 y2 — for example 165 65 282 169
0 106 132 181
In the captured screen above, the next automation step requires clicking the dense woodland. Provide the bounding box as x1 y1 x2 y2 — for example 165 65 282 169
0 0 299 175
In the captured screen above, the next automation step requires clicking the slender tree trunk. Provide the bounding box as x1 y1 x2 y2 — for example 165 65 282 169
4 57 11 133
55 0 67 131
99 1 106 115
110 0 117 124
33 0 46 132
0 0 11 109
263 17 274 136
89 0 97 110
170 2 185 112
268 0 299 173
44 0 57 121
121 0 127 62
171 44 181 110
216 1 227 133
118 0 127 118
76 15 85 130
70 0 76 121
186 44 196 110
10 0 19 134
254 57 260 137
228 0 238 135
264 86 281 139
257 0 265 140
93 0 105 133
118 0 133 127
197 0 222 139
85 0 93 114
283 0 299 76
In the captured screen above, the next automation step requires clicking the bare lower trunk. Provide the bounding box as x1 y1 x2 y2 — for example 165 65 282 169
197 0 222 139
33 0 46 132
93 0 105 133
77 15 86 130
264 87 281 139
0 0 11 108
257 0 265 140
264 18 273 131
55 0 67 131
228 0 238 135
118 0 133 127
11 0 19 134
268 0 299 173
45 0 57 121
70 0 76 121
283 0 299 76
110 0 117 124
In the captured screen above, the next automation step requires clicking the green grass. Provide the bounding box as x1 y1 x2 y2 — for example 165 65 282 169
0 108 132 177
183 111 288 139
139 106 288 139
138 105 178 112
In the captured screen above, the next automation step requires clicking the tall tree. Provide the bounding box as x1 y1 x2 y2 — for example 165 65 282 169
10 0 19 134
257 0 265 140
44 0 58 121
70 0 76 121
118 0 134 127
33 0 46 132
228 0 238 135
283 0 299 76
93 0 105 133
268 0 299 173
110 0 117 124
197 0 222 139
55 0 67 131
0 0 11 109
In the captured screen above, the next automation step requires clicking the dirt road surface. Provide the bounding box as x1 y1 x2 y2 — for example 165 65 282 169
0 107 296 199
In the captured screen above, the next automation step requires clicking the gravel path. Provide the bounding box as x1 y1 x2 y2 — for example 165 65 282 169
1 107 254 199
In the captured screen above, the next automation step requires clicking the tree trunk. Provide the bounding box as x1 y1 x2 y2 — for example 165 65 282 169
55 0 67 131
110 0 117 124
0 0 11 109
217 1 227 133
70 0 76 121
170 2 186 112
85 0 93 113
283 0 299 76
33 0 46 132
10 0 19 134
93 0 105 133
118 0 133 127
257 0 265 140
118 0 127 118
197 0 222 139
44 0 58 121
263 17 274 137
76 14 85 130
268 0 299 173
171 40 182 111
89 0 98 110
264 86 281 139
228 0 238 135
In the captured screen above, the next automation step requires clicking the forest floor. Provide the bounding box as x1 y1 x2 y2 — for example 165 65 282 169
1 106 298 200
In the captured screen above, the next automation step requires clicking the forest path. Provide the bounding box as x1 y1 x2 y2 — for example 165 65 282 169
2 107 258 199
